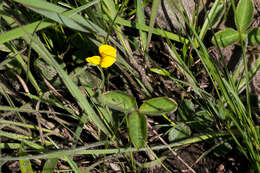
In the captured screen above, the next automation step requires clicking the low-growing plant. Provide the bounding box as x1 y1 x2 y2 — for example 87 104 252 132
99 90 178 148
212 0 260 47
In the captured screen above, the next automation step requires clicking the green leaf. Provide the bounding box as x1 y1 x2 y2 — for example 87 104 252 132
208 3 225 28
199 0 225 40
235 0 254 32
212 28 240 47
217 101 232 120
101 0 117 18
19 147 34 173
150 68 171 77
0 130 44 149
70 67 95 88
256 126 260 136
195 110 214 124
0 20 54 45
19 160 34 173
146 0 160 51
99 91 138 113
192 110 214 132
110 16 187 43
248 28 260 45
64 156 82 173
13 0 104 34
136 0 147 50
168 123 191 142
177 99 195 121
0 0 100 45
42 158 58 173
139 97 178 115
128 112 147 149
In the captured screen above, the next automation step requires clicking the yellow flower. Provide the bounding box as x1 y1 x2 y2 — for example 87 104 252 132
86 45 116 68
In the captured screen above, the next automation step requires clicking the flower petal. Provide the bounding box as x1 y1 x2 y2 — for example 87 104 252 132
100 56 116 68
99 45 116 58
86 56 101 66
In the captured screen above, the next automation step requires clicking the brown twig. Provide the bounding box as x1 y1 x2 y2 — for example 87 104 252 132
15 73 29 93
35 101 45 145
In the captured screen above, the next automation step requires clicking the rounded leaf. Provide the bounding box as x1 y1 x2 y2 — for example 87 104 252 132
99 91 137 113
212 28 240 47
139 97 178 115
168 123 191 142
128 112 147 149
235 0 254 32
248 28 260 45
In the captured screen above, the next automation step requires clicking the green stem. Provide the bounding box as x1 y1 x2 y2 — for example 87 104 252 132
104 0 129 44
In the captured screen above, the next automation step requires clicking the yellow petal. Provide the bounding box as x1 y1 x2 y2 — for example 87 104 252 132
100 56 117 68
99 45 116 59
86 56 101 66
98 45 116 68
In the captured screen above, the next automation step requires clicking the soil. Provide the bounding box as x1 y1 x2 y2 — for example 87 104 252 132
150 144 249 173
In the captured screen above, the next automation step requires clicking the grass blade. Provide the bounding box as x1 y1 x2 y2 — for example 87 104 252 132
0 20 54 45
136 0 147 50
146 0 160 51
0 132 230 161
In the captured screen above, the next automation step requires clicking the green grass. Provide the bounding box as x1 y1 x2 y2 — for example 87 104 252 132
0 0 259 172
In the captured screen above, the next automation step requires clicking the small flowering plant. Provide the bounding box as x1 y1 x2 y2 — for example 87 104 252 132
86 44 116 68
99 91 178 149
